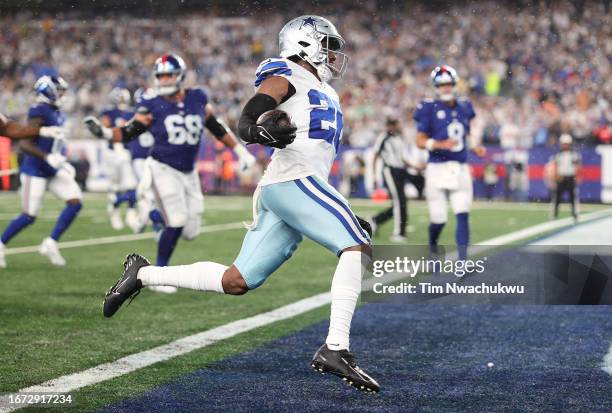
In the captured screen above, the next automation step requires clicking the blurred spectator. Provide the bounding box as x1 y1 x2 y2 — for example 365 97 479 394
0 0 609 153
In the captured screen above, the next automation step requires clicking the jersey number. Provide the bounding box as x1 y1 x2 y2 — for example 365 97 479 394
447 120 465 152
164 114 203 145
308 89 343 151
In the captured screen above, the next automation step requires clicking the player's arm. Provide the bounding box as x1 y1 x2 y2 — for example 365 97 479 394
466 117 486 157
100 115 113 128
204 103 255 170
0 112 64 141
237 76 297 149
84 111 152 143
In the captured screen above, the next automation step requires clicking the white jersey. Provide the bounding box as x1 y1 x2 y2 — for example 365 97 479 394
254 58 343 186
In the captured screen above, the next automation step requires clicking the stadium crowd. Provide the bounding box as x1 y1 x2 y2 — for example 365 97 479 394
0 0 610 150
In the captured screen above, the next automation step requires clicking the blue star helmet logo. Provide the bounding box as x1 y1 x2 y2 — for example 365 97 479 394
300 17 317 30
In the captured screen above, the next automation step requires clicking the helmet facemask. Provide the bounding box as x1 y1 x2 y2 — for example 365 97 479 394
154 72 183 96
436 83 456 102
312 33 348 82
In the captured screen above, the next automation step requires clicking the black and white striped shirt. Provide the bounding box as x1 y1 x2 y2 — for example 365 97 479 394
373 132 407 169
552 150 581 177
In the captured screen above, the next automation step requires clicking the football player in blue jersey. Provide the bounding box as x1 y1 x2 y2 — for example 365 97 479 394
0 76 82 268
85 54 255 273
101 87 141 231
414 65 486 260
100 17 379 393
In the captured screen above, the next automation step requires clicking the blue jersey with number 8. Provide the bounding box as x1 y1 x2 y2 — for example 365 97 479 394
413 98 475 163
136 88 208 172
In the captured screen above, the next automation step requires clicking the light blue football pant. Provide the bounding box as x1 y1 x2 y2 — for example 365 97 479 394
234 175 371 289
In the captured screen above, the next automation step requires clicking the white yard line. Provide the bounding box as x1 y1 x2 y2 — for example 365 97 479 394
4 222 245 255
0 293 332 412
0 208 610 412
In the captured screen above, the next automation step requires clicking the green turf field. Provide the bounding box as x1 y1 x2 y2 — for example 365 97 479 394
0 192 607 411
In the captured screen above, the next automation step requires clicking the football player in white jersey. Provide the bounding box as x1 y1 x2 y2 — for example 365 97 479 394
102 16 379 393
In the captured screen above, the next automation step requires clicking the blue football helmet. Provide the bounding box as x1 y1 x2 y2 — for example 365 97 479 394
153 54 186 96
430 65 458 102
34 75 68 106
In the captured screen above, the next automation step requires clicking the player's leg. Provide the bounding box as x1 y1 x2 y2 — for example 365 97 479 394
180 169 204 241
106 151 125 230
104 200 302 316
408 172 425 199
552 181 562 219
370 166 398 238
569 178 579 220
0 174 45 267
425 166 448 253
396 169 408 239
449 164 473 260
383 166 403 239
117 156 139 232
43 168 83 266
149 160 188 266
265 176 378 392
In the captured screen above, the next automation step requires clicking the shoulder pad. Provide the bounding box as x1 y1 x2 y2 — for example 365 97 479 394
255 58 292 87
188 87 208 100
138 89 158 102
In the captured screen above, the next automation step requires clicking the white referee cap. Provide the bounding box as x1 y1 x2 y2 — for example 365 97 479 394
560 134 573 144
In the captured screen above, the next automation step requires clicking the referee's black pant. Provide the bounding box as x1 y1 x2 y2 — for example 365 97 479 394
553 176 578 219
373 166 411 236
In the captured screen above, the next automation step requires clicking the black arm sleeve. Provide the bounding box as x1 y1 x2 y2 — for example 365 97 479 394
120 119 148 142
237 93 278 143
205 114 228 140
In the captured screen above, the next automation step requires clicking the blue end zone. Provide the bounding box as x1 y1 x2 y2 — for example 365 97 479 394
100 304 612 412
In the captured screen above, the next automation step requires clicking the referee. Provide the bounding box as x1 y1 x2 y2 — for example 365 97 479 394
551 134 581 221
369 118 424 242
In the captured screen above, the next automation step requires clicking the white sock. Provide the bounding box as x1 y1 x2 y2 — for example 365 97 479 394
325 250 367 351
138 261 227 293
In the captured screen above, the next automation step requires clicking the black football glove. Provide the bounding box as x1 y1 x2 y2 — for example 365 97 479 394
255 111 297 149
84 116 112 140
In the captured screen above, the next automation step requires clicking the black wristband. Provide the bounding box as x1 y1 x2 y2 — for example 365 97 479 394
120 119 148 142
205 115 228 140
238 93 278 143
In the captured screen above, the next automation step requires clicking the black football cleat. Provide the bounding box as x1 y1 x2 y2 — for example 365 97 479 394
311 344 380 393
103 253 150 318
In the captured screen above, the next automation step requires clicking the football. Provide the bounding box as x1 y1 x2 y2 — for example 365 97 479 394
256 109 294 128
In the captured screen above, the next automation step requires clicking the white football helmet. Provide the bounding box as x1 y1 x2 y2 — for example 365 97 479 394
279 16 348 82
